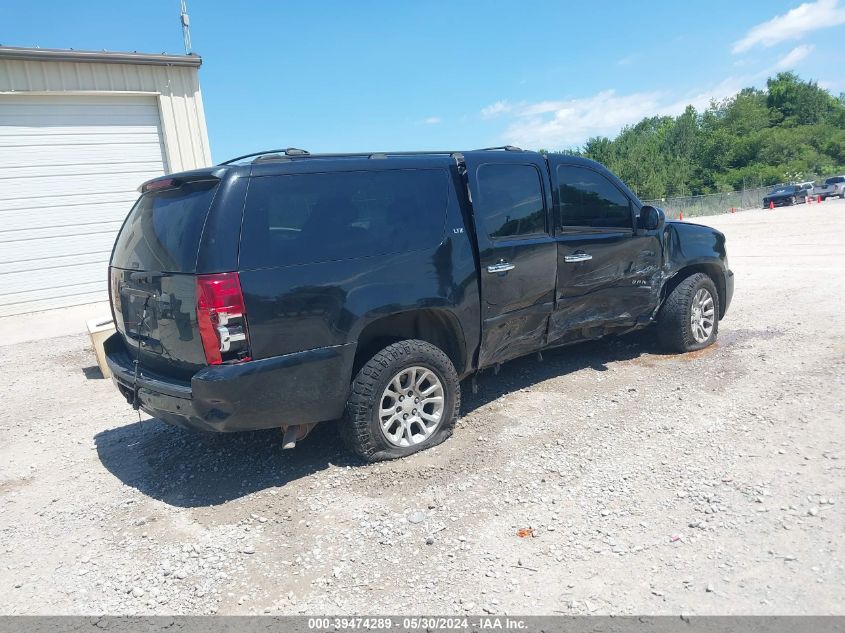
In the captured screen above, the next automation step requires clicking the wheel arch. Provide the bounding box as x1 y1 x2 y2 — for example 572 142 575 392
661 263 727 319
352 309 468 376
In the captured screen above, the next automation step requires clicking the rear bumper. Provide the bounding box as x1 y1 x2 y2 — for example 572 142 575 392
104 334 356 432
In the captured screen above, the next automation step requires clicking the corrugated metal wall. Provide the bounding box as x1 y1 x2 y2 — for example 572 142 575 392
0 58 211 172
0 57 212 315
0 93 168 315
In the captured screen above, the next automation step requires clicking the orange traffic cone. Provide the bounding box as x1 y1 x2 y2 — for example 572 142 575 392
818 195 822 203
769 200 774 209
678 212 684 221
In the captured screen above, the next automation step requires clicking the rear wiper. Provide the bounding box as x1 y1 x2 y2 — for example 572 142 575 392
123 271 170 298
129 271 170 283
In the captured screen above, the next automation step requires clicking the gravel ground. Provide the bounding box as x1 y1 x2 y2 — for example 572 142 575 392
1 201 843 615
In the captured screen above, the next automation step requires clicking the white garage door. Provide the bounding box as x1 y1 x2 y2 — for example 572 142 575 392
0 94 167 316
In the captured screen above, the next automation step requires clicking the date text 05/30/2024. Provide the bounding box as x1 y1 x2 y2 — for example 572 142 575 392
307 617 528 630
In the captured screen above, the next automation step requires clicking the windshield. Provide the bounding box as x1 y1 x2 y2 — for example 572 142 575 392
769 186 796 194
825 176 845 184
111 180 219 273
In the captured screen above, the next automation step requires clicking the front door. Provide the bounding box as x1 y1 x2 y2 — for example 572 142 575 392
463 152 557 367
548 162 661 342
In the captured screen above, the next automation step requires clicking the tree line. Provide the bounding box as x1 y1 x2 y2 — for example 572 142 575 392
546 73 845 200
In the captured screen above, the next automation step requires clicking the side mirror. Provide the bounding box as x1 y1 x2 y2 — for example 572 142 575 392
638 205 664 232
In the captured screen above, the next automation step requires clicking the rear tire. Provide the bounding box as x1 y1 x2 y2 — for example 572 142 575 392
657 273 720 353
341 339 460 462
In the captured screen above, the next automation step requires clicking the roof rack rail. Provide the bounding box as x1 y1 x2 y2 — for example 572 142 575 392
219 147 311 165
219 147 522 165
473 145 524 152
286 150 460 159
252 154 288 163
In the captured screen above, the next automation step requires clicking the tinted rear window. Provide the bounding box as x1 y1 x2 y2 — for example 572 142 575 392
826 176 845 184
475 164 546 239
111 180 218 272
239 169 447 269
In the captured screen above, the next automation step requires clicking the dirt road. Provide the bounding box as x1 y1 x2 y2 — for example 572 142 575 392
1 200 843 615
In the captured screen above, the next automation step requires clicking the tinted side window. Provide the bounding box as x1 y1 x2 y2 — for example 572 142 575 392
239 169 446 269
556 166 632 229
475 164 546 239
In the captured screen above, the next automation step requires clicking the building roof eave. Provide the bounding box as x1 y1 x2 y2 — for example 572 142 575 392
0 46 202 68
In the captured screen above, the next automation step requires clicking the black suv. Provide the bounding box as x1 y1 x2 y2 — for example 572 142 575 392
105 147 734 461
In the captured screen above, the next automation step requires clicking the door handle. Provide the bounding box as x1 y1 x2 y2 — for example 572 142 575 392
564 252 593 263
487 260 516 274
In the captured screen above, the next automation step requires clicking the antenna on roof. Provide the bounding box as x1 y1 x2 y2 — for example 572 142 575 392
180 0 192 55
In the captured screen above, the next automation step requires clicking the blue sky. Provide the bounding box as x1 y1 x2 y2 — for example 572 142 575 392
4 0 844 161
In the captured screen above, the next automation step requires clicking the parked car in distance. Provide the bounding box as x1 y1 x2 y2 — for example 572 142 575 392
814 176 845 200
762 184 805 207
105 147 734 462
797 181 815 199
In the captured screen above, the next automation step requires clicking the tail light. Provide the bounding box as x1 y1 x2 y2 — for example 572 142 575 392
196 272 251 365
141 177 177 193
109 268 122 312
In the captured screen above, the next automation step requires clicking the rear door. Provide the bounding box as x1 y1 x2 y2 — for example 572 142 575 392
547 160 661 342
109 178 220 379
463 152 557 367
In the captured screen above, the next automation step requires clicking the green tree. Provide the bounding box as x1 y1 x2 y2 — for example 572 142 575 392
575 72 845 198
767 72 839 126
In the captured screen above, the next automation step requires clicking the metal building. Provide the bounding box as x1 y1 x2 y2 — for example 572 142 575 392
0 46 212 316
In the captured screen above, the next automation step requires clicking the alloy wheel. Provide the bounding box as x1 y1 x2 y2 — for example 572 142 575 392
379 366 445 447
690 288 715 343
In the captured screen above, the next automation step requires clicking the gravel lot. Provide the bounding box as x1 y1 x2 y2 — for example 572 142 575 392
1 201 843 615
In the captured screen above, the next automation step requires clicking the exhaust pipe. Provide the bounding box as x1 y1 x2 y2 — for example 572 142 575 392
281 423 317 449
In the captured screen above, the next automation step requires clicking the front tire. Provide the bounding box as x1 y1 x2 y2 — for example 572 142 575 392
341 339 460 462
657 273 720 353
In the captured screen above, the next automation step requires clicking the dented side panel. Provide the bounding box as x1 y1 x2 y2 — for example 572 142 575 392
548 229 663 342
663 220 728 271
461 151 557 369
661 220 730 315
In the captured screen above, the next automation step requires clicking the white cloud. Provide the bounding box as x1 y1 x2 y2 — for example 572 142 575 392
732 0 845 53
675 76 749 111
818 78 844 91
480 100 512 118
418 116 441 125
501 91 664 149
774 44 815 69
496 78 746 150
617 53 639 66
